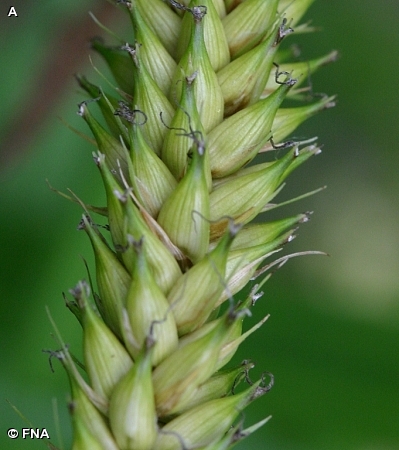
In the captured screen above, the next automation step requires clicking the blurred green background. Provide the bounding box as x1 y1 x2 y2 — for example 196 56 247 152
1 1 398 449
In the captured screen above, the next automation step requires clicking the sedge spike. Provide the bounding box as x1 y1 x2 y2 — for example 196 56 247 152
45 1 335 448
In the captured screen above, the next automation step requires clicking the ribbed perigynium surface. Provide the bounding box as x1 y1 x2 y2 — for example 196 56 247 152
51 1 336 449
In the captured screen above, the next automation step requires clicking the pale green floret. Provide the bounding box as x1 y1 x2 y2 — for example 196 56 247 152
127 1 177 95
117 193 182 294
90 38 135 96
95 152 127 250
126 42 175 156
208 77 296 178
162 72 212 190
217 19 285 116
158 138 210 264
209 148 296 239
223 0 279 59
136 0 182 58
152 315 230 417
228 213 310 250
78 101 129 184
67 358 119 450
80 215 131 339
125 238 179 366
109 346 157 450
76 75 129 141
170 6 224 133
166 223 239 335
264 96 336 149
127 115 177 218
177 0 229 72
71 408 106 450
170 361 254 414
80 289 133 399
154 376 273 450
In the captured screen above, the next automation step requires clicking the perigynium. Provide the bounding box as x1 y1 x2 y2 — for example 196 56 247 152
45 1 336 448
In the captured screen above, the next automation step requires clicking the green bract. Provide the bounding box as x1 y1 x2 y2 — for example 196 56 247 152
49 1 335 448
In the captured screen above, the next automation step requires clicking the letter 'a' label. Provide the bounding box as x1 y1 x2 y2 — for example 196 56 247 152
8 7 18 17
